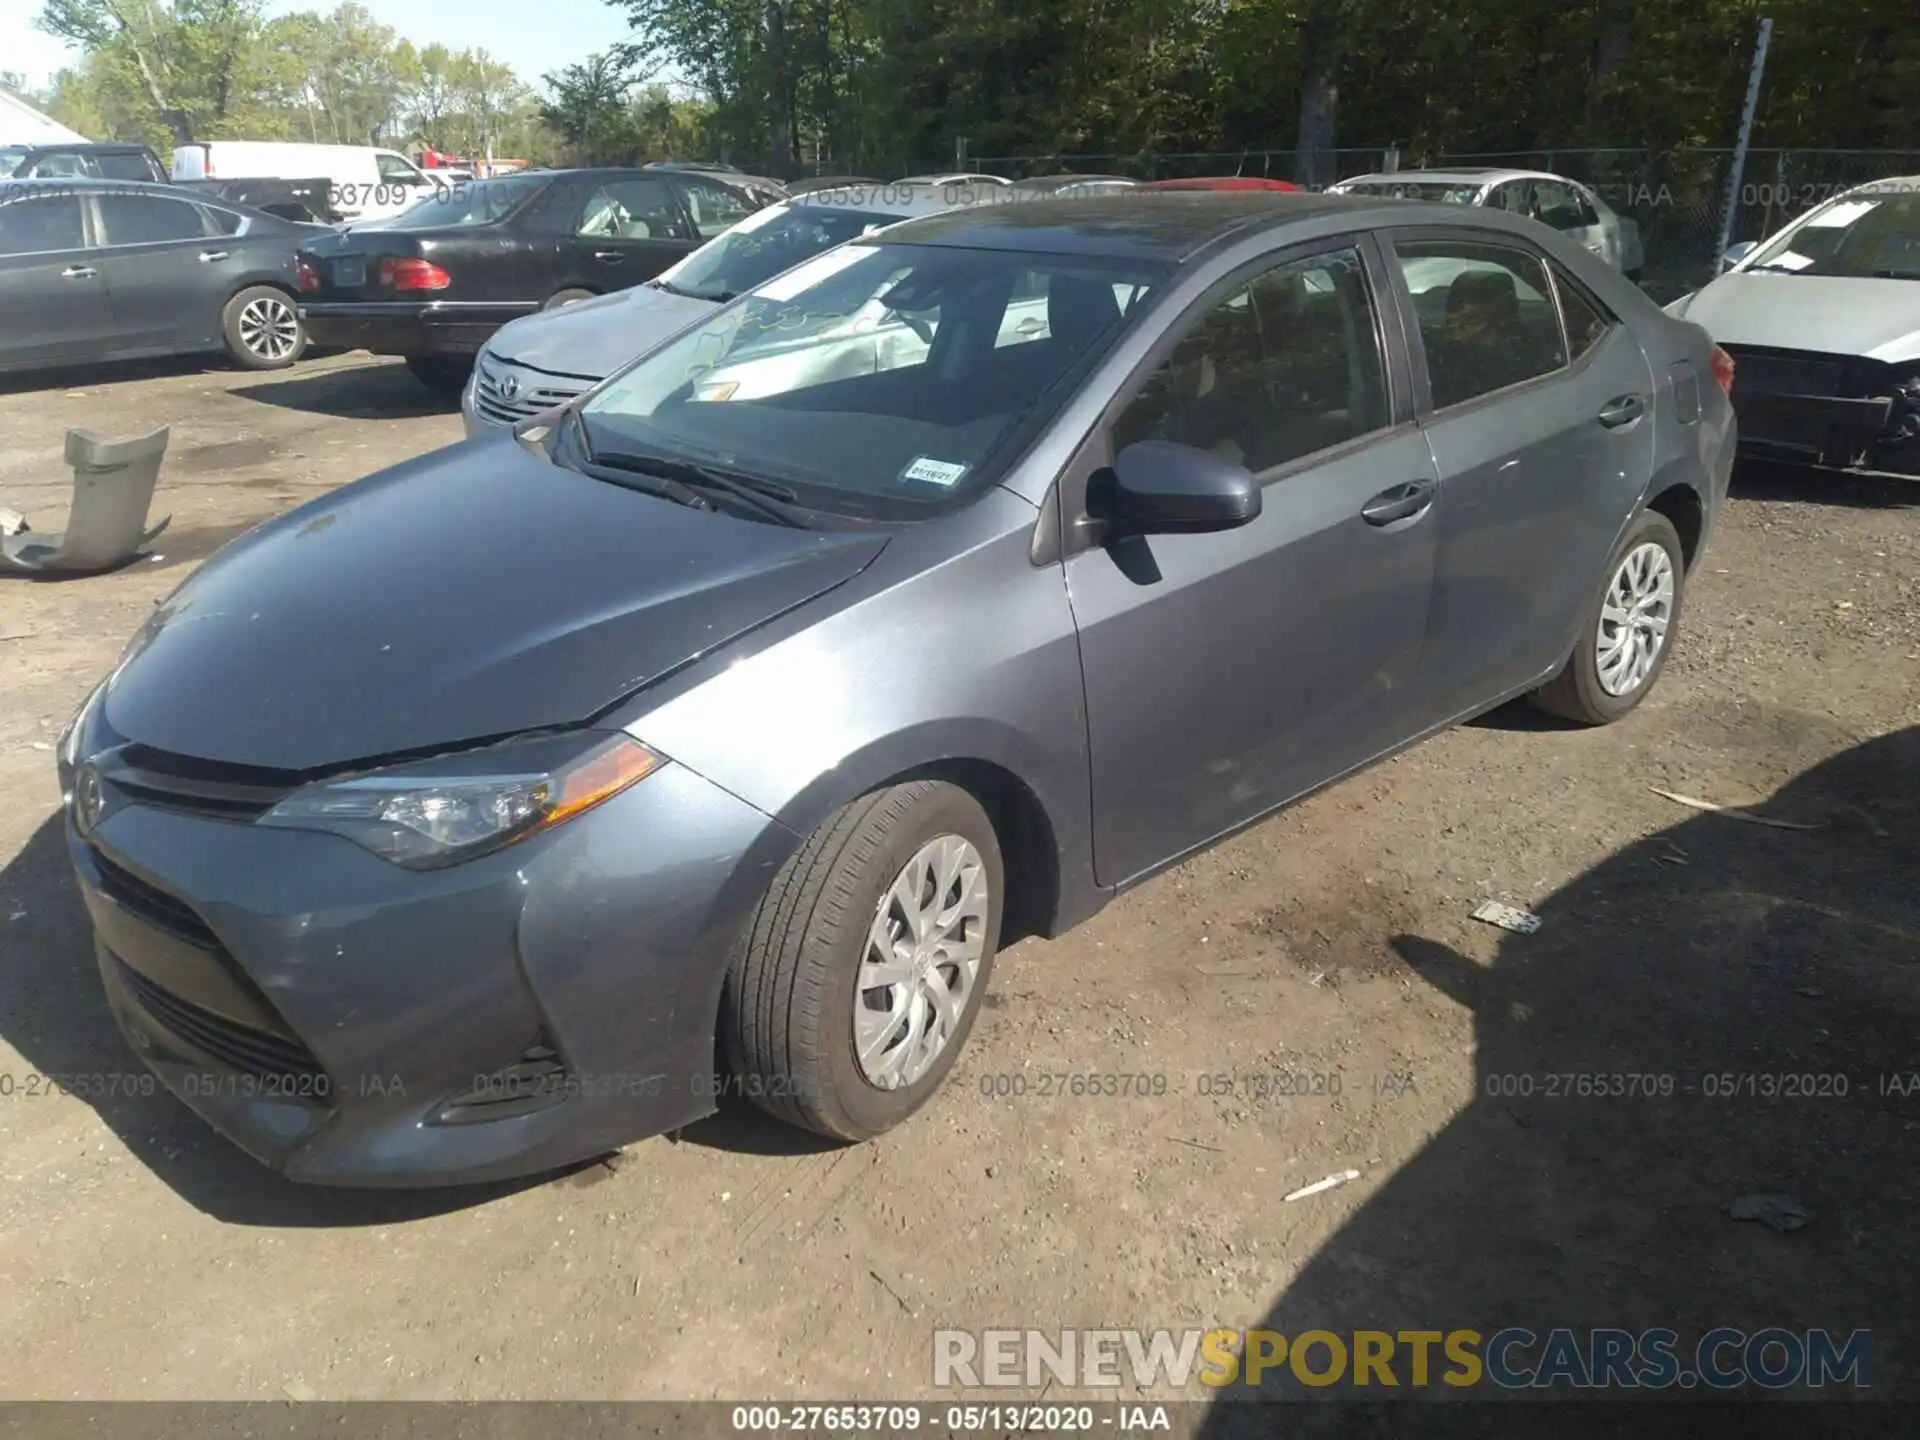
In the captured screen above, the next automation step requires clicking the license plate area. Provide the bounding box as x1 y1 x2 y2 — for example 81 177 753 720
332 257 365 287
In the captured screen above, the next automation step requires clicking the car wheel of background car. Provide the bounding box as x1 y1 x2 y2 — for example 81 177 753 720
403 355 473 394
221 286 307 370
722 780 1005 1142
1531 509 1686 725
544 288 596 310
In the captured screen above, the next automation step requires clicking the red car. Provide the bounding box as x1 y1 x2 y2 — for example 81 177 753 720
1141 177 1304 192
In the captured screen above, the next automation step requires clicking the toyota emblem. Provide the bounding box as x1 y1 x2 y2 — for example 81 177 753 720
74 761 105 834
497 374 521 401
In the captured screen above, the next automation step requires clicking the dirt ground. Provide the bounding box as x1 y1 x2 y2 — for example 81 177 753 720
0 352 1914 1414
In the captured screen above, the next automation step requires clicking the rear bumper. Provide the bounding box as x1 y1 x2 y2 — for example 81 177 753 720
298 301 538 357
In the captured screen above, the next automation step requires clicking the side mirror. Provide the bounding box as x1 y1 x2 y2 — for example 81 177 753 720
1093 440 1261 537
1720 240 1757 273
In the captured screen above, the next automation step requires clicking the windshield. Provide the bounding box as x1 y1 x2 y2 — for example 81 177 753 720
659 202 905 302
1746 189 1920 278
582 240 1167 518
1341 181 1484 204
382 173 546 229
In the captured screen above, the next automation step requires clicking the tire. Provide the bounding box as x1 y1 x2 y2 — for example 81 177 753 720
723 780 1005 1141
544 288 595 310
221 285 305 370
404 355 471 394
1531 509 1686 725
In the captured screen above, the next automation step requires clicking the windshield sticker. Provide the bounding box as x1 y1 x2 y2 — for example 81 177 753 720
901 456 969 487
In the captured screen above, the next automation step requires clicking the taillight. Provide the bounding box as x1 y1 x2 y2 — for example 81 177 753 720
381 257 451 292
1709 345 1736 394
296 259 320 293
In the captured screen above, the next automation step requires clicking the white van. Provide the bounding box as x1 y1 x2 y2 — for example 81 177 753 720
171 142 439 223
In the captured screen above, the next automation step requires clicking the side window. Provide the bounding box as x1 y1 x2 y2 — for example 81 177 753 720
576 179 691 241
1395 240 1569 409
1113 245 1389 474
97 193 209 246
202 205 246 236
678 179 755 240
1528 181 1591 232
1490 181 1529 214
1569 186 1602 228
0 195 87 254
26 152 91 178
96 151 160 181
376 152 426 185
1553 270 1614 362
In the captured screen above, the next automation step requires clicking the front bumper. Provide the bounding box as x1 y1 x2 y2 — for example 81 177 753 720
1725 345 1920 478
68 752 794 1186
298 301 539 358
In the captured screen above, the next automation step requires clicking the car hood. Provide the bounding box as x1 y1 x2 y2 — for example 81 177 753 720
487 283 719 380
103 443 888 772
1682 273 1920 361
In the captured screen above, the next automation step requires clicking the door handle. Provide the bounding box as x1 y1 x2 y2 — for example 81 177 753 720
593 250 625 263
1597 394 1646 428
1360 480 1435 527
62 265 97 279
198 250 230 263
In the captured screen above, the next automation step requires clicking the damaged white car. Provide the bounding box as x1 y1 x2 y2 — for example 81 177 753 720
1668 177 1920 480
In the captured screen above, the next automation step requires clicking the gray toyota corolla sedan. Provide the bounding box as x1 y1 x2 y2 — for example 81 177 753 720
59 194 1735 1186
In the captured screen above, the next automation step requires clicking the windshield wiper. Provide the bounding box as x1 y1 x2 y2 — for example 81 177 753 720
1743 262 1809 274
596 447 811 528
549 408 719 511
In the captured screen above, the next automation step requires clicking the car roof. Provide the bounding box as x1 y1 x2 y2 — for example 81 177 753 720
882 191 1410 261
1339 168 1588 187
780 181 981 218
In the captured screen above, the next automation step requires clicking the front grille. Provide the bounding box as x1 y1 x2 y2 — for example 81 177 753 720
472 354 591 427
93 850 221 950
101 746 294 823
114 956 329 1084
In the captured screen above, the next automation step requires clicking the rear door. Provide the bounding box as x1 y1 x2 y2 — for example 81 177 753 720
1383 229 1655 719
90 191 238 351
556 175 698 291
0 193 116 368
1065 238 1441 885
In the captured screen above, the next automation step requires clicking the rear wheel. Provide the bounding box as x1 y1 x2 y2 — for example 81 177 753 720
544 288 595 310
1531 510 1685 725
221 286 305 369
404 355 472 395
723 781 1004 1141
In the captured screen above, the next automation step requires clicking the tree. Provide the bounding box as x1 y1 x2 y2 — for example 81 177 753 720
37 0 269 145
540 50 638 163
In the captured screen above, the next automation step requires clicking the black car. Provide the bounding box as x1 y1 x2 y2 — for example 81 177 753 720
295 166 771 391
0 179 319 374
2 141 169 182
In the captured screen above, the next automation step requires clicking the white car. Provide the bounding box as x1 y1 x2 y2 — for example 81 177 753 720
1330 168 1644 277
462 182 982 437
1667 177 1920 480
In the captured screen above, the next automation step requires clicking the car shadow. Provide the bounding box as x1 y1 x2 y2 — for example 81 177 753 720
1732 458 1919 510
0 812 555 1226
0 355 221 396
1198 724 1918 1430
231 360 459 420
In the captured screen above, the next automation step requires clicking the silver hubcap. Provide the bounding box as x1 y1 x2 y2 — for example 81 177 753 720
854 834 990 1090
1596 541 1674 696
239 297 299 360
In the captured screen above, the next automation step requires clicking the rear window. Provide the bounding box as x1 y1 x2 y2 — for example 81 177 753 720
387 173 546 228
95 151 161 181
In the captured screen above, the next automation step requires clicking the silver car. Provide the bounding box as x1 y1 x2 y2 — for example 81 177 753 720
1667 176 1920 480
1331 168 1644 277
462 182 980 437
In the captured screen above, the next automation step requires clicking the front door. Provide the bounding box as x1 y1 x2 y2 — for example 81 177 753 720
0 193 116 368
1067 240 1441 886
90 191 237 351
1385 232 1656 717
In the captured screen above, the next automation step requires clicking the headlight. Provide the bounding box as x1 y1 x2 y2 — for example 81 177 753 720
56 680 105 798
259 732 663 869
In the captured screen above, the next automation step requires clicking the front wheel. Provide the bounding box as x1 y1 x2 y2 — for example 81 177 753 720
544 288 595 310
222 286 306 369
723 781 1004 1141
1531 509 1686 725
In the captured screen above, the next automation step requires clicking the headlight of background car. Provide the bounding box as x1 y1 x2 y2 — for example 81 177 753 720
258 732 662 869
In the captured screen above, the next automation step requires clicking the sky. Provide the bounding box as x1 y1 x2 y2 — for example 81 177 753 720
0 0 639 92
